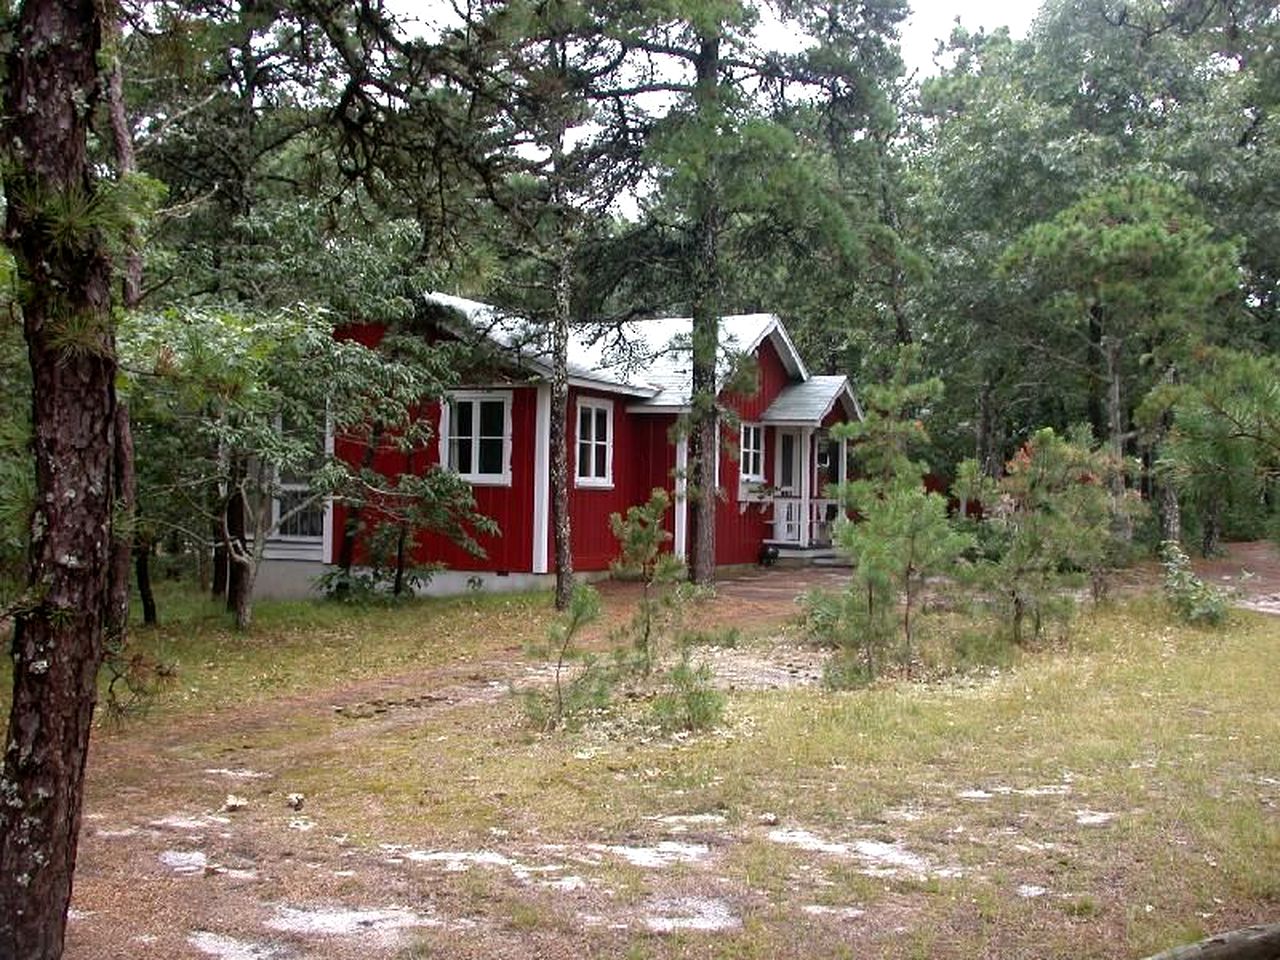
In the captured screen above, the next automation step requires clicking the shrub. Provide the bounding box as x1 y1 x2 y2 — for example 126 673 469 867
678 625 741 649
651 650 724 732
521 583 611 730
1160 541 1229 625
822 650 875 690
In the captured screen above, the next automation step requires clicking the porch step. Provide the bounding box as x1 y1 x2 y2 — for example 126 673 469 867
763 542 850 565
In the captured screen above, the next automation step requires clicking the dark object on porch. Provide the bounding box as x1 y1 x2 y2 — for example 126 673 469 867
758 544 780 566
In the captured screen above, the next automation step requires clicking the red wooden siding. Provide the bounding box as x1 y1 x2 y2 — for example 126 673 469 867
714 421 771 564
720 335 791 422
331 387 538 573
716 334 792 564
561 395 678 572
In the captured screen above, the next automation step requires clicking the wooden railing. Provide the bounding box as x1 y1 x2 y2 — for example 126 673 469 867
770 497 839 546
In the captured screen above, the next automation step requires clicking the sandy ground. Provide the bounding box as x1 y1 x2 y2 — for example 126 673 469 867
59 544 1280 959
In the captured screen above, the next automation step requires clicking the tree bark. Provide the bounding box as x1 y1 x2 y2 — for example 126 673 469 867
1155 365 1182 546
977 376 1005 478
1086 303 1107 442
550 240 575 609
0 2 116 956
134 539 157 626
333 422 384 594
687 32 723 587
106 45 142 636
1103 333 1133 542
1141 923 1280 960
1202 493 1223 557
225 461 248 615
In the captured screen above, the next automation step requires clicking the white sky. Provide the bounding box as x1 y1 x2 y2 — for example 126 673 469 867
387 1 1039 79
898 1 1039 76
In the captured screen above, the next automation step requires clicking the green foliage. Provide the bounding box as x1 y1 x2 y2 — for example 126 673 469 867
1159 541 1229 627
521 583 608 731
678 625 740 649
828 347 971 676
956 426 1138 644
821 649 876 690
610 488 683 676
650 649 724 732
1157 349 1280 549
120 305 482 626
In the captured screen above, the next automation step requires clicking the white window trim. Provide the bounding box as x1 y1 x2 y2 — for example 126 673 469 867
737 424 762 506
575 397 614 489
271 411 326 543
440 389 514 487
740 422 765 482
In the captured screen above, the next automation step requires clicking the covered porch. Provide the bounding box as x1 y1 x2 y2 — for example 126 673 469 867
743 375 861 552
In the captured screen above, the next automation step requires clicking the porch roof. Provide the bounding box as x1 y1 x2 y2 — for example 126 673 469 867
760 375 862 425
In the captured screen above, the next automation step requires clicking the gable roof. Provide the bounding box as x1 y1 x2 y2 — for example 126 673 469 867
424 291 855 421
761 375 863 425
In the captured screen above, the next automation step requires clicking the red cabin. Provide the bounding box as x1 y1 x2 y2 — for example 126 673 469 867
257 293 863 597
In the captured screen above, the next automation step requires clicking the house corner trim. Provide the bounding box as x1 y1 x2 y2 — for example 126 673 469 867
532 384 551 574
674 434 688 561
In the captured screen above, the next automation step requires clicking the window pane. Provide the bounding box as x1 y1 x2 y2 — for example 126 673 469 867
595 408 608 444
453 438 472 474
479 400 504 438
781 434 795 488
453 401 473 438
478 437 503 475
578 441 591 477
579 406 592 442
595 443 607 479
278 490 324 538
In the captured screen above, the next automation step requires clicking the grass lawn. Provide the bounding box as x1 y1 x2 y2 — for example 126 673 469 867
3 576 1278 958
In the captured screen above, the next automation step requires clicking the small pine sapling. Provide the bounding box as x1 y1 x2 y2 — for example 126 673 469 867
829 347 972 676
523 582 605 730
609 488 682 676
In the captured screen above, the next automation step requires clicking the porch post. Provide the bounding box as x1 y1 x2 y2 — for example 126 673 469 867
800 427 813 548
674 434 689 562
838 436 847 491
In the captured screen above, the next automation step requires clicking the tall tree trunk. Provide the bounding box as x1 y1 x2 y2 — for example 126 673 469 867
1086 303 1107 443
134 539 157 626
688 33 722 587
333 423 383 594
1103 333 1132 542
1202 493 1223 557
550 242 575 609
107 403 136 645
225 461 247 615
0 2 116 957
1155 364 1182 547
977 375 1005 478
106 51 141 643
392 522 408 597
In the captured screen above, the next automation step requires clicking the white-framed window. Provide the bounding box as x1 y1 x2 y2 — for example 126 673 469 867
576 397 613 488
273 412 326 540
442 390 513 486
740 422 764 482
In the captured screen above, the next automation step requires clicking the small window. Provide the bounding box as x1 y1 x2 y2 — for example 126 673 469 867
576 398 613 487
273 413 326 540
445 391 512 485
740 423 764 482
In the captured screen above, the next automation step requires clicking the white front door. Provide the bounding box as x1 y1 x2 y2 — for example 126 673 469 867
776 429 802 495
773 429 804 543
